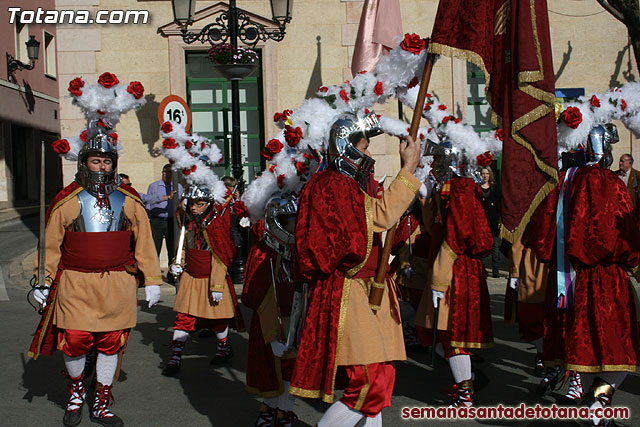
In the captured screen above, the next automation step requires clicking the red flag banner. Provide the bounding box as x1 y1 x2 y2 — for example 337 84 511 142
428 0 558 243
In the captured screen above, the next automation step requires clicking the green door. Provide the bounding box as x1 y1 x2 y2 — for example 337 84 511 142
185 52 265 184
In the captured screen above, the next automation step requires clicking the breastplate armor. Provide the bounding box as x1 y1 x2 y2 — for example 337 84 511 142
74 189 127 232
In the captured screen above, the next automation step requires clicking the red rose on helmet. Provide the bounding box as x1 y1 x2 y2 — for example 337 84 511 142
374 81 384 96
442 116 452 124
97 110 106 115
185 140 193 149
408 77 419 88
127 81 144 99
277 174 285 187
191 165 197 172
233 200 249 218
318 86 328 93
266 138 284 154
52 139 70 155
621 99 627 112
562 107 582 129
162 138 177 149
284 126 303 147
339 89 350 103
182 168 191 175
109 132 118 144
477 151 493 167
438 104 447 111
590 95 600 108
68 77 84 97
269 165 276 173
424 101 433 111
495 129 504 141
296 161 308 174
454 118 461 124
161 121 173 134
400 33 425 55
80 130 89 142
273 112 283 122
98 72 119 88
201 142 207 149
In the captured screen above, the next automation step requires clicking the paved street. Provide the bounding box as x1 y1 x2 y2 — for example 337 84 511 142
0 216 638 426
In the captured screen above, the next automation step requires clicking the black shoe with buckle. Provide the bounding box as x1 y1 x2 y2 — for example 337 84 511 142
62 371 86 427
89 383 123 427
536 366 563 396
210 340 234 365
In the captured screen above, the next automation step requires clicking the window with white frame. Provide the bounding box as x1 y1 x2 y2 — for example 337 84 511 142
15 20 29 62
43 31 56 77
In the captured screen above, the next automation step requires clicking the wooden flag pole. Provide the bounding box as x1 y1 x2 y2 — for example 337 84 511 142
369 52 435 311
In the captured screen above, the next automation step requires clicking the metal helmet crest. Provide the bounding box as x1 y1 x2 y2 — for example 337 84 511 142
327 111 382 189
263 193 298 261
586 123 619 169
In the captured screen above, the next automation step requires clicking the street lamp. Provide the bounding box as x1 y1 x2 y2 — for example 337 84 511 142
6 35 40 83
171 0 293 188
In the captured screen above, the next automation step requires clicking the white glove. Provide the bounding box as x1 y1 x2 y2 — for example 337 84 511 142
34 286 50 306
418 181 432 199
509 277 520 290
169 264 183 276
270 340 288 357
239 217 251 228
145 285 161 308
211 291 223 303
432 290 444 308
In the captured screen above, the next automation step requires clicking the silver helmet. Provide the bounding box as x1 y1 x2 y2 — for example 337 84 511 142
183 184 215 202
263 193 298 261
184 185 216 228
424 140 467 186
75 127 120 196
327 111 383 189
586 123 619 168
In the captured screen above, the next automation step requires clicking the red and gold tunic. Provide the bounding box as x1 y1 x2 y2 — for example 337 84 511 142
242 235 297 397
29 182 162 359
534 166 640 372
173 204 244 331
415 177 494 350
290 168 421 403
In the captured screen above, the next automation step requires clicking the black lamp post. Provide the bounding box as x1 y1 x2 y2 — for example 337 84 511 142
172 0 292 190
7 35 40 83
171 0 292 283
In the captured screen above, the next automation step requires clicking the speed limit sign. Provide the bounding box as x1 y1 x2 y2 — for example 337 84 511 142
158 95 191 132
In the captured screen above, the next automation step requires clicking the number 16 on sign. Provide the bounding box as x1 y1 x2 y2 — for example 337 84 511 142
157 95 191 132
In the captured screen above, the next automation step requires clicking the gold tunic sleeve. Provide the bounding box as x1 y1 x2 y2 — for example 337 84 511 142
510 234 524 277
371 169 421 232
430 242 457 292
124 197 163 286
34 198 80 282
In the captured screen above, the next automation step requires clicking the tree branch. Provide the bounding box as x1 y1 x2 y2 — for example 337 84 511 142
596 0 626 22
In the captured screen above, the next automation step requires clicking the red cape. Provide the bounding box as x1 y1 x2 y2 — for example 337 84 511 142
290 169 370 402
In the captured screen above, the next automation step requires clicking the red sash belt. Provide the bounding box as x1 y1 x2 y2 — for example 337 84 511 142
61 231 134 273
185 248 212 278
